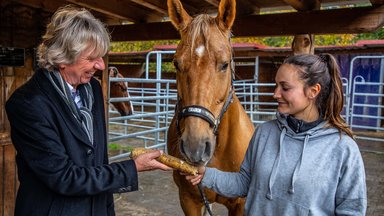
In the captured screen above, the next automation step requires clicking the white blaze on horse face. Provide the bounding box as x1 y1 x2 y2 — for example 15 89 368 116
195 45 205 57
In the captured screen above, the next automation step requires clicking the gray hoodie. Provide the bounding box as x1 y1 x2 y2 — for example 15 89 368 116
202 113 367 215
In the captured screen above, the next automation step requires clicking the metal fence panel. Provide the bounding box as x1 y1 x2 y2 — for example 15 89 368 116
108 53 384 161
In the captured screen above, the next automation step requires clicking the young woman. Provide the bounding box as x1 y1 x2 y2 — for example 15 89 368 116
186 54 367 215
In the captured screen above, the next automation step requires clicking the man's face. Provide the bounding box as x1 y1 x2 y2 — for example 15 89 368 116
58 49 105 88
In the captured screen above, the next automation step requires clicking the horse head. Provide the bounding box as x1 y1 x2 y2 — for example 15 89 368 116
168 0 236 166
109 67 134 116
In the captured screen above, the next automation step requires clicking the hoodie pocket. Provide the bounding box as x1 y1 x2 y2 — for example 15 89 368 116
254 192 310 216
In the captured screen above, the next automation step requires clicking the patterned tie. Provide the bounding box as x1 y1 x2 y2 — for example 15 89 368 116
71 90 82 108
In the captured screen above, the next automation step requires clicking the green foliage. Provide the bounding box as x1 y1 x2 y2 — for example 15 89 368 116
108 143 120 150
110 40 179 52
110 25 384 53
232 36 293 47
110 29 383 53
352 26 384 42
315 34 356 46
108 143 134 152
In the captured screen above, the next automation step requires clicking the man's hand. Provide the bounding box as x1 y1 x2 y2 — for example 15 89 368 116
133 150 172 172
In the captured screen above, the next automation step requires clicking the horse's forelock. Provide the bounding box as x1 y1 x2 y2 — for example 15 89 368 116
187 14 229 57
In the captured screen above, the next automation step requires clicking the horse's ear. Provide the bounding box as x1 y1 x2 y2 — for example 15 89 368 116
108 67 114 77
167 0 192 32
108 67 117 77
216 0 236 30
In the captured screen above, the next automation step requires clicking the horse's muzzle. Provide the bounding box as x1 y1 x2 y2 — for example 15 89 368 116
180 133 215 166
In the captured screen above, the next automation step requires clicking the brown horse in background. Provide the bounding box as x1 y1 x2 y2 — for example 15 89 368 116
167 0 254 215
108 67 134 116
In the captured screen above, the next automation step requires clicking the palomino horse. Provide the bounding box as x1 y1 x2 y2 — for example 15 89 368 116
108 67 134 116
167 0 254 215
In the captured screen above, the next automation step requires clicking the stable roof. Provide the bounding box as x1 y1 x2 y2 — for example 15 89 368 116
2 0 383 41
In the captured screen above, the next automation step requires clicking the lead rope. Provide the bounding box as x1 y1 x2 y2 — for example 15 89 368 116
198 183 214 216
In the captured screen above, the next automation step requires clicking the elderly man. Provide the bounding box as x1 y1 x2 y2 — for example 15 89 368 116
6 5 169 216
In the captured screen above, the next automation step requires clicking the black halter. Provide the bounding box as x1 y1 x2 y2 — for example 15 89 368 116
176 59 235 136
175 48 235 216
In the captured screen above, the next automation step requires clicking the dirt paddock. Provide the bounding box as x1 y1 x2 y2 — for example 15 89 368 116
112 139 384 216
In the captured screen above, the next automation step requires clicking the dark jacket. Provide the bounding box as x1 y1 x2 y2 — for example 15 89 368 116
6 68 138 216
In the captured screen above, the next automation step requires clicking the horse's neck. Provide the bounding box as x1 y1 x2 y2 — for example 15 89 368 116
211 94 254 169
223 94 250 124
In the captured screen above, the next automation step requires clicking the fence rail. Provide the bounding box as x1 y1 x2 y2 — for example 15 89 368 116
108 53 384 162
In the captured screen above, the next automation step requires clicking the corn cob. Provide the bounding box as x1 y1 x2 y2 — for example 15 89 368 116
130 147 198 175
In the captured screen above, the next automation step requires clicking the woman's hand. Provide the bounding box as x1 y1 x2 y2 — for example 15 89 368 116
184 166 206 186
134 150 172 172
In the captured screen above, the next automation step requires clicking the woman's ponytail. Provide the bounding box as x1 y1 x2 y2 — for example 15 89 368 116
320 53 354 138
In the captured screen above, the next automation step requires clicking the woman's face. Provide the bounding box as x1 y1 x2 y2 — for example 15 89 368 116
273 63 319 122
58 48 105 88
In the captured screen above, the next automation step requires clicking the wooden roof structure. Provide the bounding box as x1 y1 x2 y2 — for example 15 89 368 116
1 0 383 45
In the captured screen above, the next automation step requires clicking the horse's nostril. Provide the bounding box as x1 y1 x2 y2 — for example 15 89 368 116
180 140 186 155
204 141 211 157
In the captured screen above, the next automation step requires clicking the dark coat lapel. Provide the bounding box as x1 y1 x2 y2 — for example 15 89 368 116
34 69 93 147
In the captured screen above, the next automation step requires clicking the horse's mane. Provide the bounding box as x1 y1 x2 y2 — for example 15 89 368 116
186 14 229 57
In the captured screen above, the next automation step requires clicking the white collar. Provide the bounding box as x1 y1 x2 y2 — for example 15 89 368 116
66 82 76 92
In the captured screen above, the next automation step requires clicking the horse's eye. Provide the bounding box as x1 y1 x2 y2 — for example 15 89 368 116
173 60 180 71
220 62 229 72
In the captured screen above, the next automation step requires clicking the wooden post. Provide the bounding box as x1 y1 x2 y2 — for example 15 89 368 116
287 0 320 55
102 55 110 133
0 55 33 216
0 132 17 216
292 34 315 55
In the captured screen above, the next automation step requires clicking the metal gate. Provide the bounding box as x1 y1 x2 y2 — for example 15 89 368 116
348 56 384 142
108 51 177 162
107 53 384 161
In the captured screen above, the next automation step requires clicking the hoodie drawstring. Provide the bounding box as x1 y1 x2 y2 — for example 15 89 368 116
266 127 286 200
288 134 309 194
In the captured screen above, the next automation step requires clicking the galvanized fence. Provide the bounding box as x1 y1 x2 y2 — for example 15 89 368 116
108 53 384 161
108 78 177 162
347 56 384 142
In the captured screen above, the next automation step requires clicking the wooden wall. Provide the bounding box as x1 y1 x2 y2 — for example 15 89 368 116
0 133 17 216
0 3 49 49
0 2 46 214
0 53 34 216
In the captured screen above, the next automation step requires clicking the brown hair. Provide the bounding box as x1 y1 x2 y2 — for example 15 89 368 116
283 53 354 138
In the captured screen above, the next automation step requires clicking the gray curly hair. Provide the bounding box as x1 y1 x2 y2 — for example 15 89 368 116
37 5 110 71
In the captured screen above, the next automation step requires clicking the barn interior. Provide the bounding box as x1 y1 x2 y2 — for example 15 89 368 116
1 0 384 215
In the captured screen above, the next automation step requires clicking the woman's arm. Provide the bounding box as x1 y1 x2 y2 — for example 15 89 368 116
335 139 367 216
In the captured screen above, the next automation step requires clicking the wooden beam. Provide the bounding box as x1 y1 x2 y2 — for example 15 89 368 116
67 0 136 21
7 0 131 25
282 0 320 11
9 0 66 12
370 0 384 5
236 0 261 16
129 0 167 15
109 22 176 41
109 5 384 41
204 0 219 7
234 5 384 36
67 0 163 22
